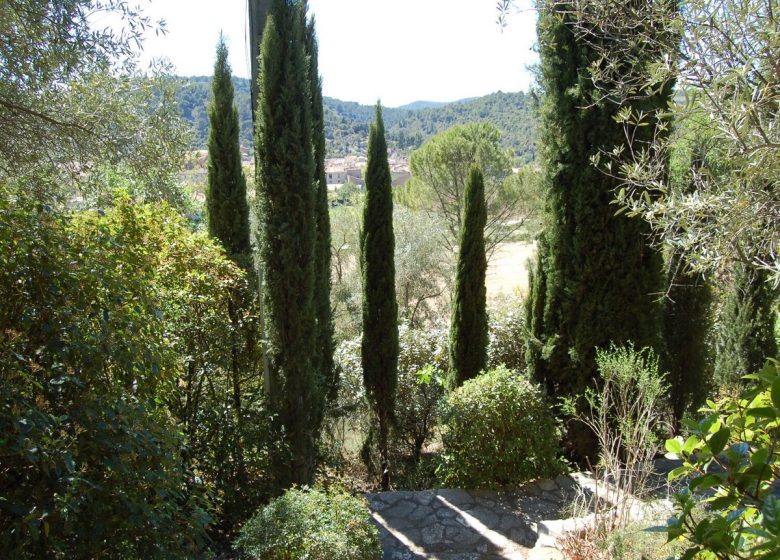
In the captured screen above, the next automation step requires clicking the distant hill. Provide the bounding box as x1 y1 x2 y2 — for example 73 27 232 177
173 76 539 163
397 100 450 110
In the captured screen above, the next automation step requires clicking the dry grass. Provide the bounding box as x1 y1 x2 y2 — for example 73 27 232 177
486 241 536 299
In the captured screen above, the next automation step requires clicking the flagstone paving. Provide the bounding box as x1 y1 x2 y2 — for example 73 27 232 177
366 459 683 560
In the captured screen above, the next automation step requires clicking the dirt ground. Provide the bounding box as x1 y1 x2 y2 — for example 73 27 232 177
486 241 536 300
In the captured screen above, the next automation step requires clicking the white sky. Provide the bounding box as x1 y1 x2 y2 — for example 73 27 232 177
134 0 538 107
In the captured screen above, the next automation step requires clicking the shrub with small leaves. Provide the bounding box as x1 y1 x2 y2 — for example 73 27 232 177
235 487 381 560
438 366 563 488
664 358 780 559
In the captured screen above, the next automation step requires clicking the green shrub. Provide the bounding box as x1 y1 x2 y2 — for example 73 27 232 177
438 366 563 488
235 487 382 560
665 358 780 559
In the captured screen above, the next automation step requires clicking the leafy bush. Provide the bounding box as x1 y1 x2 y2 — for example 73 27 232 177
235 487 381 560
664 358 780 559
0 190 212 557
326 324 447 486
438 366 563 488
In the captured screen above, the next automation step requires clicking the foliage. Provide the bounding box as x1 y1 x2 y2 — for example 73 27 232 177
306 16 337 404
526 0 667 459
331 200 452 340
207 34 251 260
255 0 321 488
235 486 381 560
663 258 714 429
714 265 778 386
402 122 530 255
556 0 780 279
449 165 489 387
569 345 668 522
0 190 219 557
487 296 528 372
0 1 190 207
361 103 399 489
327 324 447 482
665 359 780 559
438 366 563 488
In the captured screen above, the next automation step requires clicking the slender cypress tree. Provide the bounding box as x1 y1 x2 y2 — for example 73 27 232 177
449 165 488 387
207 34 250 262
255 0 318 489
305 15 336 406
527 0 668 459
361 103 398 491
714 264 777 385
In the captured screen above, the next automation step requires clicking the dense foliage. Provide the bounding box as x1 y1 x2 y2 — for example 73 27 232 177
714 265 778 386
449 165 488 387
206 35 251 260
0 192 261 556
526 0 667 458
401 123 529 255
174 77 538 160
235 487 382 560
255 0 321 488
360 104 399 490
0 1 190 207
438 366 562 488
665 359 780 559
306 17 336 403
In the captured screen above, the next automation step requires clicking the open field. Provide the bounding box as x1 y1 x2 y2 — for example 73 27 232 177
486 241 536 300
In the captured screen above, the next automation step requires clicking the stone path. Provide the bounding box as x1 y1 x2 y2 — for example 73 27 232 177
367 475 590 560
366 458 686 560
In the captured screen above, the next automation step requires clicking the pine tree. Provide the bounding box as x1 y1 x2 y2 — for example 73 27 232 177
207 34 250 262
449 165 488 387
527 0 667 459
361 103 398 491
254 0 318 489
714 264 778 385
305 15 336 406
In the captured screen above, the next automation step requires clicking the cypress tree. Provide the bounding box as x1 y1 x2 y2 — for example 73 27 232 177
255 0 318 489
305 15 336 405
714 264 778 385
361 103 398 491
527 0 668 459
663 151 714 430
207 34 250 262
449 165 488 387
663 258 713 430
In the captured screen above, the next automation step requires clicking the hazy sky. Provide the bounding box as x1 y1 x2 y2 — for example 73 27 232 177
134 0 538 107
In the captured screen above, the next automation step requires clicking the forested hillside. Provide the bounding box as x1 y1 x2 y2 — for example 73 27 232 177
173 76 539 162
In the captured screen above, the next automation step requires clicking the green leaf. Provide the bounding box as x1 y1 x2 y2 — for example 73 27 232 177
708 428 730 455
683 434 700 454
771 378 780 410
666 437 683 455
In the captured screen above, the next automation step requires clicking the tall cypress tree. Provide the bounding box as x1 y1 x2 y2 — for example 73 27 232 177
663 151 714 430
255 0 318 489
663 258 713 430
449 165 488 387
207 34 250 262
361 103 398 491
714 264 777 385
305 15 336 406
527 0 667 459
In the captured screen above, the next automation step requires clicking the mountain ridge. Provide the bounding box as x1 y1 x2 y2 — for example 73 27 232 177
173 76 538 163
